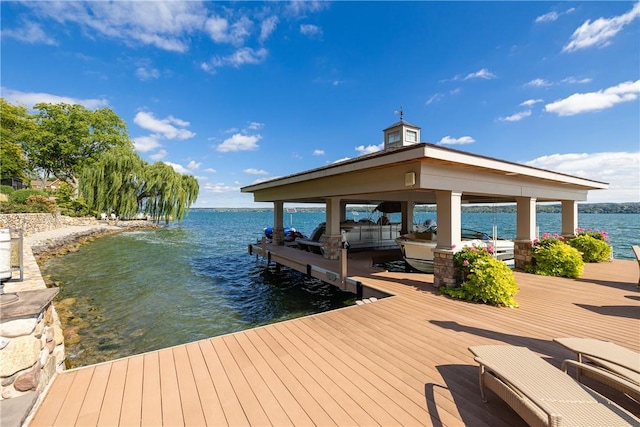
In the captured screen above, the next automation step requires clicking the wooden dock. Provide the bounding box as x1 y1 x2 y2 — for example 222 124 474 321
29 245 640 426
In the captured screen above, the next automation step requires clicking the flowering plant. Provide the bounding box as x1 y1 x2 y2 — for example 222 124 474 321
527 231 583 278
569 228 611 262
445 244 519 307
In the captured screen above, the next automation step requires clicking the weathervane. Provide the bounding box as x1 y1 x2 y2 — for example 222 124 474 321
393 106 404 122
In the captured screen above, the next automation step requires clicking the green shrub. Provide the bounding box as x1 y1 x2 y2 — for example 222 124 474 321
0 185 15 195
442 246 519 307
25 195 57 213
526 238 584 278
568 229 612 262
9 189 48 204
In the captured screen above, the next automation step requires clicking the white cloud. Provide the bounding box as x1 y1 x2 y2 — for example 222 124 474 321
464 68 496 80
300 24 322 37
204 47 269 72
524 152 640 202
499 110 532 122
355 143 384 155
535 11 559 23
260 16 279 42
562 76 592 84
1 21 57 45
19 1 208 52
187 160 201 170
244 168 269 175
525 78 552 87
247 122 264 130
204 15 253 46
520 99 543 107
563 3 640 52
133 135 162 153
133 111 195 140
216 133 261 152
136 66 160 81
1 87 109 110
544 80 640 116
426 93 443 105
204 168 217 173
164 162 190 174
201 181 241 193
313 149 325 156
437 136 476 145
535 8 575 23
149 149 167 161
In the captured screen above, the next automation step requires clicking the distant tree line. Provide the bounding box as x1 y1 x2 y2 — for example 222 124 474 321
194 202 639 214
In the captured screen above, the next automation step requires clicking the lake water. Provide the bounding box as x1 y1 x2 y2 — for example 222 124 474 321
45 210 639 367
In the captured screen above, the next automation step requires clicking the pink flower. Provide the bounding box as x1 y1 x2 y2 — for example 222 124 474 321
487 245 495 254
451 244 457 249
463 260 469 266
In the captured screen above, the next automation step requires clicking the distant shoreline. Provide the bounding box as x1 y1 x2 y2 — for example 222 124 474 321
190 202 640 214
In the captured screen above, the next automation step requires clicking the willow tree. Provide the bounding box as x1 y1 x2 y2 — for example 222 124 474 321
79 147 199 222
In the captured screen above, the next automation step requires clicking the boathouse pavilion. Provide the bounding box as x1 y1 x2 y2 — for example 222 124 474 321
241 118 608 287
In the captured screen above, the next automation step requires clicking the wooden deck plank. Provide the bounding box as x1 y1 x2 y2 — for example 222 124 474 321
184 342 227 426
233 331 318 426
209 336 271 426
198 339 250 426
158 348 184 426
29 371 77 426
97 359 128 427
51 367 94 427
244 328 341 426
76 363 112 426
253 327 358 426
28 254 640 426
283 319 425 426
119 355 144 426
140 352 162 427
269 322 393 426
222 334 293 426
172 344 207 427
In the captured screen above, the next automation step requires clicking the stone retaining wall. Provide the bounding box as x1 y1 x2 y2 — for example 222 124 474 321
0 302 64 401
0 213 99 235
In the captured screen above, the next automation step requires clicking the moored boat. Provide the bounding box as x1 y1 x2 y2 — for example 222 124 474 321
396 227 514 273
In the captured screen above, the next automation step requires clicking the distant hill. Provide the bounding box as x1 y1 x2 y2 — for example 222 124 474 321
193 202 640 214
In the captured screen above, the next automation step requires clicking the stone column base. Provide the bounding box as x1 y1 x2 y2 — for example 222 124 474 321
272 227 285 246
433 249 458 288
321 234 342 260
514 240 533 271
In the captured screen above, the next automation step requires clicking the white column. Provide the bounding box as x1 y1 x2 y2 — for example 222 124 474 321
516 197 537 241
561 200 578 237
435 191 462 249
401 201 414 234
272 201 284 245
325 197 342 236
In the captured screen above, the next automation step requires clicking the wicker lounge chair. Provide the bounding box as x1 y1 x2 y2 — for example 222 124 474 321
554 337 640 403
468 345 640 427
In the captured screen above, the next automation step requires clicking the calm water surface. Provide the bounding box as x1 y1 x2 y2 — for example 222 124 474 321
45 210 639 366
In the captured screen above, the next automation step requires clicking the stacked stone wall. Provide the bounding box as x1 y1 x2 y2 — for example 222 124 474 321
433 250 458 288
0 305 64 400
0 213 99 235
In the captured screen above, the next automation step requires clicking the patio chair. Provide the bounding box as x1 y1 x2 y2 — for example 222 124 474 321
468 345 640 427
633 245 640 287
554 337 640 403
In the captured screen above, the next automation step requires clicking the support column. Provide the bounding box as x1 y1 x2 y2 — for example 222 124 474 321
401 201 414 235
433 191 461 288
272 201 285 246
561 200 578 238
322 197 342 260
515 197 536 270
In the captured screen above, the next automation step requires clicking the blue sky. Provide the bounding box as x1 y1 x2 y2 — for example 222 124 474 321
2 1 639 207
